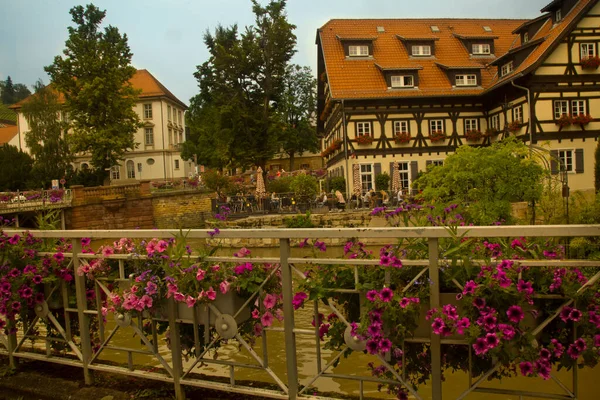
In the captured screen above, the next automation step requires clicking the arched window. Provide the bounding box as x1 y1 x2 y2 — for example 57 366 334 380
126 160 135 179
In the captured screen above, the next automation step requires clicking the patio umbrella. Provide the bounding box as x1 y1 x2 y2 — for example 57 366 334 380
255 167 266 198
391 162 401 194
353 164 362 197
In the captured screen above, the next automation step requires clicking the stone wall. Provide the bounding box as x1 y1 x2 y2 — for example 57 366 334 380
152 191 213 229
65 183 214 230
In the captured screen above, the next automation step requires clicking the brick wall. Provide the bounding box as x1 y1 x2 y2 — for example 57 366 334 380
66 183 214 229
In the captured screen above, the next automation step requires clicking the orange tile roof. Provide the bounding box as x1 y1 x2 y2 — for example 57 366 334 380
318 0 595 100
10 69 187 110
0 125 18 145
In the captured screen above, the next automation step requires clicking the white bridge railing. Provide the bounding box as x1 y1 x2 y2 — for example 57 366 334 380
0 225 599 400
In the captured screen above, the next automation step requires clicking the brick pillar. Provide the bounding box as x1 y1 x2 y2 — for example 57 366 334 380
140 180 152 196
70 185 85 206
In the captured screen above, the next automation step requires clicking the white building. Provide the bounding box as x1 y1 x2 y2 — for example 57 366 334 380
9 69 193 183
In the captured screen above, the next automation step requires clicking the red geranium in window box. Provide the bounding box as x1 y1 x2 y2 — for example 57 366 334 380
394 132 411 144
581 56 600 70
356 135 374 145
429 131 446 142
465 130 483 142
571 114 593 126
555 114 572 128
508 120 521 133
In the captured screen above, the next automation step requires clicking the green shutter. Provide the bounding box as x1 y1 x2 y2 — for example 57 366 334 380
575 149 584 173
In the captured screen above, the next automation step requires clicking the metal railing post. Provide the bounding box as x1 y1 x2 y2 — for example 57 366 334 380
168 296 186 400
428 238 442 400
281 238 299 399
72 238 93 385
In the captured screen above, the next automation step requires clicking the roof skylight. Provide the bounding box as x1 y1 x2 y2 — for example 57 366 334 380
483 26 492 32
431 26 440 33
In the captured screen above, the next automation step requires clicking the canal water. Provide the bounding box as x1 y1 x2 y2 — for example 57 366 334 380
93 245 599 399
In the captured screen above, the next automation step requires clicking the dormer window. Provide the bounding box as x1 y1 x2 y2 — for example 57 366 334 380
349 45 369 57
455 74 477 86
472 44 491 55
556 9 562 22
430 26 440 33
501 61 514 77
412 45 431 56
391 75 414 88
523 32 529 43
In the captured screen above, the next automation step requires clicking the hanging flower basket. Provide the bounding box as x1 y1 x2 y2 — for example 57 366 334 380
508 120 522 133
356 135 374 145
555 114 572 128
571 114 593 126
465 130 483 142
394 132 411 144
581 56 600 70
429 131 446 143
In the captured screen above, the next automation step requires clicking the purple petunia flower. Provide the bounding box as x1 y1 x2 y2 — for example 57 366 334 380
473 297 486 309
378 338 392 354
506 305 525 324
366 339 379 355
485 333 499 349
292 292 308 310
519 361 534 376
314 241 327 252
473 338 488 356
379 288 394 303
463 280 478 295
366 290 380 302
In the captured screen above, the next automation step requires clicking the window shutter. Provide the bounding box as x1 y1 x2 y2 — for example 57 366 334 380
550 150 559 175
575 149 584 173
374 163 381 177
410 161 418 183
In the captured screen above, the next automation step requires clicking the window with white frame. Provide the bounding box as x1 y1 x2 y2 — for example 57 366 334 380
126 160 135 179
581 43 596 59
168 106 172 121
393 120 409 135
397 161 410 191
556 9 562 22
465 118 478 132
360 164 374 193
349 45 369 57
143 104 153 119
412 45 431 56
523 32 529 43
491 114 500 130
572 100 586 116
472 44 491 55
110 166 120 180
513 105 523 122
558 150 574 172
174 160 180 170
390 75 414 88
455 74 477 86
356 121 372 137
501 62 514 77
430 119 444 133
145 128 154 146
554 100 569 119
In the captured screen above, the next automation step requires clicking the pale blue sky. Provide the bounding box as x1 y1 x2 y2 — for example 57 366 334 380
1 0 550 105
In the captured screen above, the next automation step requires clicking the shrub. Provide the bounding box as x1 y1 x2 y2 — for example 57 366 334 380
289 174 318 200
202 170 231 198
375 172 390 191
329 176 346 192
284 212 315 228
267 176 293 194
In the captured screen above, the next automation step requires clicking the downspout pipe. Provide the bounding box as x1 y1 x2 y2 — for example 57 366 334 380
341 99 351 198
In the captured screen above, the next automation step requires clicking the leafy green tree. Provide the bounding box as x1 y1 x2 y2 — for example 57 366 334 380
375 172 390 191
278 64 318 170
414 138 545 225
188 0 296 171
1 77 31 105
290 174 318 200
329 176 346 192
0 145 33 190
21 81 74 188
45 4 141 181
202 170 231 199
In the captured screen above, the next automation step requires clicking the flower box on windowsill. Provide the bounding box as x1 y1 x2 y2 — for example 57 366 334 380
508 120 522 133
394 133 411 144
429 131 446 143
555 114 572 128
581 56 600 70
571 113 593 126
465 130 483 142
356 136 374 145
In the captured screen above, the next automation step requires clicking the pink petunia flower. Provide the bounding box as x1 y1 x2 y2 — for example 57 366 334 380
261 311 274 327
263 294 277 309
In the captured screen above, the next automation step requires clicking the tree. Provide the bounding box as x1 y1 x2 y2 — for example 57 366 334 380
0 145 33 190
202 170 231 199
278 64 318 171
0 77 31 105
187 1 296 172
21 81 74 188
0 77 15 105
413 138 546 225
45 4 141 181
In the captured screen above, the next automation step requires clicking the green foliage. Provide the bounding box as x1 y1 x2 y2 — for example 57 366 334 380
595 140 600 192
284 212 315 228
278 64 319 170
267 176 293 193
375 172 390 191
21 81 74 188
45 4 142 177
67 166 105 187
0 145 34 190
0 76 31 105
187 0 297 170
329 176 346 192
414 138 545 225
202 170 231 198
289 173 318 199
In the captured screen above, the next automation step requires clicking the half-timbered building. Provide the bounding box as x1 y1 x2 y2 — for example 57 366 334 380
316 0 600 194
